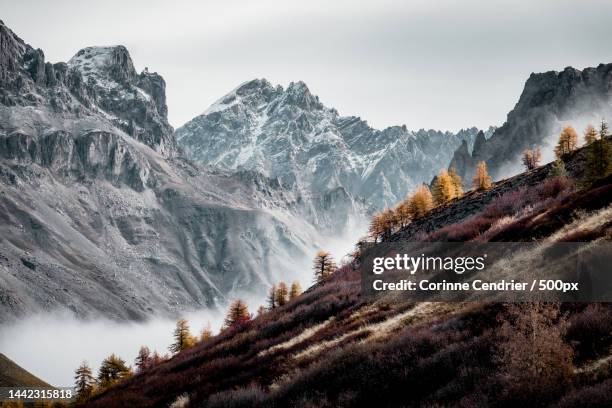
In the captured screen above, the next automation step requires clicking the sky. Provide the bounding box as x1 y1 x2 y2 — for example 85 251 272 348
1 0 611 132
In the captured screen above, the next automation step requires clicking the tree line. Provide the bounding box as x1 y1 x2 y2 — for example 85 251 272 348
367 119 611 243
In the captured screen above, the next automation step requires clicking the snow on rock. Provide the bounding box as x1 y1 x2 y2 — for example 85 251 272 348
177 79 494 209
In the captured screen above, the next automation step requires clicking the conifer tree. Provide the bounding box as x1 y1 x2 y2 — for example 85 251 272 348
224 299 251 328
521 147 541 170
150 351 165 367
432 170 455 205
267 284 277 309
584 124 598 145
408 185 433 218
200 323 213 342
586 120 611 179
472 161 492 190
313 250 336 283
448 167 464 197
289 281 302 299
97 354 131 388
275 282 289 306
379 208 396 240
74 361 95 402
134 346 152 372
169 319 195 354
257 305 267 317
549 159 568 178
554 126 578 159
368 212 385 243
394 199 412 228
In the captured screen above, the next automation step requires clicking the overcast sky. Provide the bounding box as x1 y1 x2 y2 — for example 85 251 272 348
2 0 611 132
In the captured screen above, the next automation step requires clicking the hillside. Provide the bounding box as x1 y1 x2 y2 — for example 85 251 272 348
82 139 612 408
0 353 51 388
450 64 612 184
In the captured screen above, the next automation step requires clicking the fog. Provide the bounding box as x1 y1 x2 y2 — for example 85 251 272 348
0 309 223 387
0 219 366 388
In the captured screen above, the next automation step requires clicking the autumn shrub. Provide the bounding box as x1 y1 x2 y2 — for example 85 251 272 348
429 176 575 242
554 378 612 408
264 325 499 408
566 304 612 363
205 386 268 408
427 214 492 241
494 303 574 407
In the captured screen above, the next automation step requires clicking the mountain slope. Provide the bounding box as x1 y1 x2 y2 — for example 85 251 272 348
0 21 355 322
176 79 494 209
450 64 612 184
0 353 51 387
82 140 612 408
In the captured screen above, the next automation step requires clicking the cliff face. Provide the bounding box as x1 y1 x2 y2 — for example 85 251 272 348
0 21 345 322
450 64 612 183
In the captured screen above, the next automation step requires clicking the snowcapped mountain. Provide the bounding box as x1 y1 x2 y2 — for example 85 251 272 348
0 21 355 322
176 79 494 209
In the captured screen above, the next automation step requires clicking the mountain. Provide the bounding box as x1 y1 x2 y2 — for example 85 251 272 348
0 21 355 322
0 353 51 387
176 79 494 209
450 64 612 184
82 140 612 408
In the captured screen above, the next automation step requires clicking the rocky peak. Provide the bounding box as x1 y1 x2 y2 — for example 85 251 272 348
283 81 322 111
68 46 137 85
177 79 488 210
66 45 175 155
472 130 486 157
0 21 27 80
450 63 612 183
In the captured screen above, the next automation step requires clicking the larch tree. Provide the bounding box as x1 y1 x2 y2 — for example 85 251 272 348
586 120 611 179
200 323 213 342
394 199 412 228
379 208 397 240
74 361 95 402
275 282 289 306
408 185 433 218
521 147 542 170
257 305 267 317
289 281 302 299
224 299 251 328
549 159 568 178
134 346 152 372
150 351 165 367
267 284 277 310
448 167 464 197
313 250 336 283
472 161 492 191
554 126 578 159
432 170 456 205
368 212 385 243
584 124 598 145
169 319 195 355
97 354 131 388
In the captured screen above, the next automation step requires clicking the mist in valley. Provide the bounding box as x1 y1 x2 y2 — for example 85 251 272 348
0 218 367 388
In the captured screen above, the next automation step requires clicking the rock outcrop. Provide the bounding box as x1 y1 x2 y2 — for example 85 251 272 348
0 21 339 323
450 64 612 184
